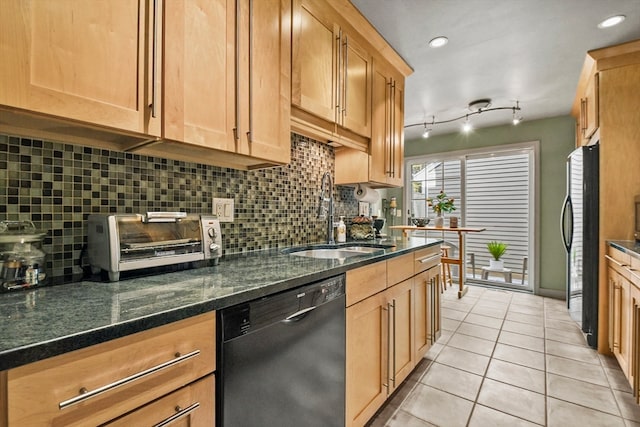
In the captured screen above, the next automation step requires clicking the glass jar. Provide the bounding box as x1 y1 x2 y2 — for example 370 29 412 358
0 221 48 291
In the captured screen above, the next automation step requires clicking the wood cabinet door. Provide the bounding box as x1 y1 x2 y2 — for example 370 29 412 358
346 292 388 427
292 0 337 124
388 75 405 186
631 284 640 404
0 0 158 135
369 59 404 187
236 0 291 164
103 375 215 427
581 72 599 143
387 279 414 391
340 33 371 137
610 268 632 376
163 0 236 152
413 271 430 360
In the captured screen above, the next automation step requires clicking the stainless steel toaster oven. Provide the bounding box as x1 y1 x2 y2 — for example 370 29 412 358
88 212 222 281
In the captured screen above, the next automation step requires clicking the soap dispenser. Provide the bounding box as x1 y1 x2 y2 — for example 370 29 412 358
337 216 347 243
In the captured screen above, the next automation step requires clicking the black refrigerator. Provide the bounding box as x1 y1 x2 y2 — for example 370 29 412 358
561 143 599 348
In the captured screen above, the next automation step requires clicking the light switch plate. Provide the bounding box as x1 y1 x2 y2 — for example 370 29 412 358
213 198 234 222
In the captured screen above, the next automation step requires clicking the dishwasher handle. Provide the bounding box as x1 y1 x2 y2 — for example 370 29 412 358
282 306 317 323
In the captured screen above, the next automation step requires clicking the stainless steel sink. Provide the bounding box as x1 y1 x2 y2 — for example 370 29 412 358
285 244 389 259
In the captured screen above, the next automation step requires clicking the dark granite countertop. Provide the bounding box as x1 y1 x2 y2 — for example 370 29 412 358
0 236 440 371
608 240 640 260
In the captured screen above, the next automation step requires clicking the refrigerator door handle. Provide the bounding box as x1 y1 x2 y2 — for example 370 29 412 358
561 194 573 253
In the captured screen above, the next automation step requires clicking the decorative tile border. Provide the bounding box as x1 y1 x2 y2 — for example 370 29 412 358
0 133 359 283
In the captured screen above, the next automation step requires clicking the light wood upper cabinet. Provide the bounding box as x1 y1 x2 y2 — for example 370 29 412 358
335 59 405 188
369 58 404 186
163 0 236 153
292 0 371 139
140 0 292 169
0 0 159 137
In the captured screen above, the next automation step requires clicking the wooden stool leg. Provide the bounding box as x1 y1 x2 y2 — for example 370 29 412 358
441 246 452 292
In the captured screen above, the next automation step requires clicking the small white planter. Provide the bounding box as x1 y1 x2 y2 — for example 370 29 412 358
434 216 444 227
489 259 504 270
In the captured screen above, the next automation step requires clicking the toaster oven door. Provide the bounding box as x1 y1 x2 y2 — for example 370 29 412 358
117 216 203 262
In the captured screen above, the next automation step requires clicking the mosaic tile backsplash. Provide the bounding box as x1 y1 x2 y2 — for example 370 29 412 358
0 133 359 284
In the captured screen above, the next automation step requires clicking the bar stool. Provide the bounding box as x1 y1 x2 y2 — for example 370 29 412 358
441 245 453 291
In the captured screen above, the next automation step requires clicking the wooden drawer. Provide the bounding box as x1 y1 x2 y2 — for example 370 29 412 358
104 374 215 426
346 261 387 307
7 312 215 427
387 253 414 286
630 256 640 286
414 245 441 274
607 246 632 277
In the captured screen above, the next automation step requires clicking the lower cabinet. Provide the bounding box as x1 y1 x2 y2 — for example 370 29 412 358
346 247 441 427
607 246 640 405
413 266 441 360
104 374 215 427
3 312 216 427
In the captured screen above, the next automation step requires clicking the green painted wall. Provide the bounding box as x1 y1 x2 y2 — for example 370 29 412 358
382 115 576 295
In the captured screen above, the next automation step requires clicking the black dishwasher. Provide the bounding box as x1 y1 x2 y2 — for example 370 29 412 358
217 274 345 427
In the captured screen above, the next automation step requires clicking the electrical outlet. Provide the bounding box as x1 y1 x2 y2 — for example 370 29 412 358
213 198 234 222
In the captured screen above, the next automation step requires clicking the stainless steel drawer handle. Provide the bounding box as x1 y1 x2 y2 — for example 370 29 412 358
58 350 201 410
153 402 200 427
417 254 441 264
605 254 628 267
283 306 317 322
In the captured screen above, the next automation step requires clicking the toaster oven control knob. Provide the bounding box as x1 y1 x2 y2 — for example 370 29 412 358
208 228 217 239
210 243 220 253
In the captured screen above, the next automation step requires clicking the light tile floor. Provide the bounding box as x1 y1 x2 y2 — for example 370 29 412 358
369 284 640 427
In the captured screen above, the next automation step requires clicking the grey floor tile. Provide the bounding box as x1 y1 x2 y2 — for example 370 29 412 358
457 322 501 341
435 345 491 376
545 318 579 331
614 389 640 422
464 312 504 329
502 319 544 338
509 303 544 316
604 366 634 393
544 309 574 322
547 397 626 427
545 326 588 346
448 332 496 356
441 317 461 331
486 358 546 394
420 362 483 400
402 384 474 427
547 372 620 416
442 300 474 312
382 409 437 427
477 378 546 425
498 330 545 352
626 420 640 427
511 295 544 308
424 342 444 362
546 354 609 387
442 308 468 321
506 311 544 326
545 339 601 364
468 404 542 427
470 305 507 319
493 343 545 370
544 298 567 312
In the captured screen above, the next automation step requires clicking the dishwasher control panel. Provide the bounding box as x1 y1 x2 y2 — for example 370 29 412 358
221 274 345 341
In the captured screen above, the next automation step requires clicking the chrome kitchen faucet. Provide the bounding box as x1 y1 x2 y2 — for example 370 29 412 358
317 172 337 244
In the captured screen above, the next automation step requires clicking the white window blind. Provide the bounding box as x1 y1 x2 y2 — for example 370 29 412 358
465 152 530 274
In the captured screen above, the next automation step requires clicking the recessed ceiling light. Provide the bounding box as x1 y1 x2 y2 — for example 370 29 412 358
428 36 448 48
598 15 625 28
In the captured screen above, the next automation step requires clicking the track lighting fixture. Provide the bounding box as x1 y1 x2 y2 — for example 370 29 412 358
404 99 523 136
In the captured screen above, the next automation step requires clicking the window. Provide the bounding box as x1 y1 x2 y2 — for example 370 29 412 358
405 142 537 291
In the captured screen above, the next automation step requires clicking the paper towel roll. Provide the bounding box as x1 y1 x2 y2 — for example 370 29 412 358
354 184 380 203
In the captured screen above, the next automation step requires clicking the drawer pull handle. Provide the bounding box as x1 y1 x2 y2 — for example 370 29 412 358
153 402 200 427
59 350 200 410
417 254 441 264
605 255 628 268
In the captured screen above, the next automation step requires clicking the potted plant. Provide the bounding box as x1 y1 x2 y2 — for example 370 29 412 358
487 241 508 269
427 190 456 227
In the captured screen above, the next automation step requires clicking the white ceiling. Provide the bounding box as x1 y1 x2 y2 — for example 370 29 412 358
351 0 640 140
